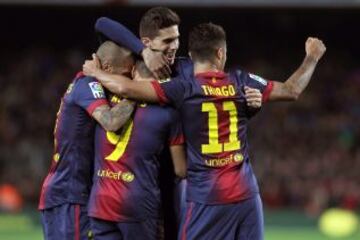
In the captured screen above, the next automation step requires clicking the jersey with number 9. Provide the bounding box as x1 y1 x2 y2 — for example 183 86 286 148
88 93 184 222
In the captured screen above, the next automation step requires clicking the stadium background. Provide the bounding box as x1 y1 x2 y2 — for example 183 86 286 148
0 0 359 239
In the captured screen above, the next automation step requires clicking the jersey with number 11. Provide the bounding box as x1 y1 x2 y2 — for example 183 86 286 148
152 70 273 204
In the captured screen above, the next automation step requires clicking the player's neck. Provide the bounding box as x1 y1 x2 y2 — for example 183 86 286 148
194 62 222 75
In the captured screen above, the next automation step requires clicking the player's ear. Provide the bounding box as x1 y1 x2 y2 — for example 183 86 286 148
131 65 136 79
141 37 151 48
102 61 113 73
216 47 223 61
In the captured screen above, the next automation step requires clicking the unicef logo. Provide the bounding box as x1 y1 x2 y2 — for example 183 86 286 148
121 172 135 182
234 153 244 163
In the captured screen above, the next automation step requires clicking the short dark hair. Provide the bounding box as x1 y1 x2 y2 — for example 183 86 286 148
188 23 226 63
139 7 180 39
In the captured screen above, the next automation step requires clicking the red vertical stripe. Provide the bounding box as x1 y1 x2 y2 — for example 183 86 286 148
74 204 80 240
181 202 193 240
150 81 168 104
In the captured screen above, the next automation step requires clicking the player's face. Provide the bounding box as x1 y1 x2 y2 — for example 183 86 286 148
145 25 180 65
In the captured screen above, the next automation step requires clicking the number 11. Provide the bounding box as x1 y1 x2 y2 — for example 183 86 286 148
201 101 241 154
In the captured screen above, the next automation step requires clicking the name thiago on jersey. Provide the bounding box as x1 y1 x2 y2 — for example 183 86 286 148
201 84 236 97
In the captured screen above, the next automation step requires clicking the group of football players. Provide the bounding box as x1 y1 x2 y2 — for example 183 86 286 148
39 6 326 240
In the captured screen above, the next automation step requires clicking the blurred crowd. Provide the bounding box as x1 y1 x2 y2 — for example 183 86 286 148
0 48 85 209
249 54 360 216
0 45 359 216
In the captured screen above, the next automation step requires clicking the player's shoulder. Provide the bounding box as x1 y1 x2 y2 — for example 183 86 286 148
73 72 98 85
228 68 247 80
66 72 105 98
229 68 267 86
72 72 102 91
175 56 192 65
141 103 178 123
174 56 193 78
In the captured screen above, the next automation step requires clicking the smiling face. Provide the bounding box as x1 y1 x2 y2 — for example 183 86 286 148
142 25 180 65
139 7 181 66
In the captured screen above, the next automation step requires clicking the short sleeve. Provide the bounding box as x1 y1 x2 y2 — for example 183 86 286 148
236 70 274 102
72 77 109 115
150 76 186 108
168 111 184 146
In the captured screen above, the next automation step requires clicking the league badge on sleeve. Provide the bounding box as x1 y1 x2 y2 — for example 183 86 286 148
89 82 105 98
249 73 267 86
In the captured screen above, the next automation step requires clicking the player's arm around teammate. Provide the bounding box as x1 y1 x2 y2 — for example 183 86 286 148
92 99 134 132
83 36 325 106
94 16 325 104
83 54 263 108
90 41 137 132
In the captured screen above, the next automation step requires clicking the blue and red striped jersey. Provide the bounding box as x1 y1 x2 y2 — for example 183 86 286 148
151 70 273 204
39 73 108 210
88 94 184 222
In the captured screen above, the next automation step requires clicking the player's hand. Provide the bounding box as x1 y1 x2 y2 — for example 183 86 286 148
141 47 171 79
244 86 262 108
305 37 326 62
83 54 102 77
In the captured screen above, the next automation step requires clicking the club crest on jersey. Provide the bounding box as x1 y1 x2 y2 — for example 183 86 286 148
89 82 105 98
249 73 267 86
158 78 171 84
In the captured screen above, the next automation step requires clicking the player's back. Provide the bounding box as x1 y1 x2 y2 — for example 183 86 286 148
39 73 108 210
182 71 259 204
152 69 271 205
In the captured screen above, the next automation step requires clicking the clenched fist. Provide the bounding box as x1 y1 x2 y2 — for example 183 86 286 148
305 37 326 62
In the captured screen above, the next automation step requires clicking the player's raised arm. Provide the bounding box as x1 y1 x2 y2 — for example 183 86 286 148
95 17 170 79
268 37 326 101
92 100 135 132
96 17 144 55
83 54 159 102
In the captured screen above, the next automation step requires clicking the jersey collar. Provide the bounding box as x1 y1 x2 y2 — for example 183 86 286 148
195 71 227 79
